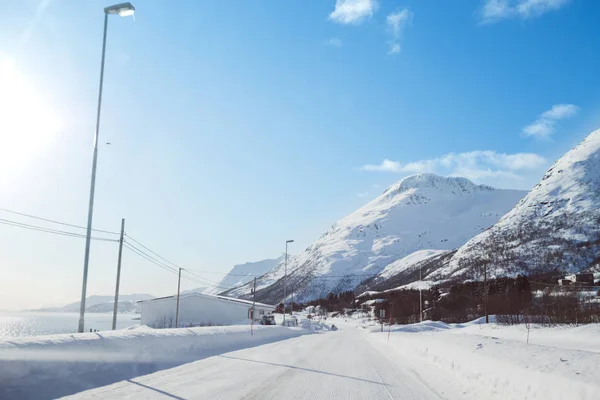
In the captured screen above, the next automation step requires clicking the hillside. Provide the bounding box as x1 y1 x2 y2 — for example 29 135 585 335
221 174 525 303
36 294 155 313
205 256 285 295
428 129 600 281
181 287 208 295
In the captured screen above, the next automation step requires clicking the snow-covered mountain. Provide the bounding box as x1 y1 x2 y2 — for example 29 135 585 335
429 129 600 281
221 174 525 303
36 294 155 313
181 287 208 295
205 255 285 295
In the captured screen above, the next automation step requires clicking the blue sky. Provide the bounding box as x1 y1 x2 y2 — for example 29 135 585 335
1 0 599 308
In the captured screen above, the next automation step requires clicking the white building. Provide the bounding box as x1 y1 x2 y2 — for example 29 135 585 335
139 292 275 328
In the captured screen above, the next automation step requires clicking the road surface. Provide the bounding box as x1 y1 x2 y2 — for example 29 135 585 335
64 325 456 400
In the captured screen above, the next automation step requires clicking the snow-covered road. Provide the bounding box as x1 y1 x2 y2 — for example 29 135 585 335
64 326 454 400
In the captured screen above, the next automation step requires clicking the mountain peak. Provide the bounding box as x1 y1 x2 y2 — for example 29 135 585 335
384 173 493 196
444 128 600 280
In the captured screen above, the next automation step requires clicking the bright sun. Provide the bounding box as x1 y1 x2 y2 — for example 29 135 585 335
0 56 61 178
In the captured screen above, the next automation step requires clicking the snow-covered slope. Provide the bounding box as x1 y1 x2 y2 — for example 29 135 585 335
434 129 600 281
222 174 525 303
378 249 449 280
55 294 155 313
181 287 207 295
205 256 284 295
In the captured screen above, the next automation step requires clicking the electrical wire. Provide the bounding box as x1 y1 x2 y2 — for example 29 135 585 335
0 218 119 242
124 235 238 290
124 234 182 270
181 268 258 277
122 241 231 289
0 207 119 235
184 269 236 290
123 241 179 275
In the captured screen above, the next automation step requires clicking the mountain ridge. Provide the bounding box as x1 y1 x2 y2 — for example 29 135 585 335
221 173 526 303
428 129 600 281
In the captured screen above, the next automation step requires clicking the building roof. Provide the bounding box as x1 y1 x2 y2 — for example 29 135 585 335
138 292 275 309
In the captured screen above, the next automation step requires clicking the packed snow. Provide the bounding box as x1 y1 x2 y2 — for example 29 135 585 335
352 316 600 400
63 321 467 400
54 315 600 400
0 325 307 399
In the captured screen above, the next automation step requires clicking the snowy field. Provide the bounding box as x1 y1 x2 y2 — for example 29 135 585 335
356 316 600 400
0 324 307 399
1 315 598 399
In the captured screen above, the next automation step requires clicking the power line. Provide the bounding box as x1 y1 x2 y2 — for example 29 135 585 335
0 218 119 242
123 241 179 275
184 270 235 290
124 234 182 270
182 268 259 277
123 238 223 286
0 207 119 235
123 242 227 290
124 235 237 290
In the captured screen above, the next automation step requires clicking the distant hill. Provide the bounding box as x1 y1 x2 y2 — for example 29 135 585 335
35 294 155 313
181 287 208 295
204 256 285 295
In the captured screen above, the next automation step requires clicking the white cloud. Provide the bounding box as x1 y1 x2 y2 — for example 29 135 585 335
522 103 579 139
324 37 342 47
357 192 369 198
388 43 400 54
329 0 378 25
516 0 570 17
478 0 570 23
541 104 578 119
372 183 380 188
361 159 402 172
386 9 413 55
359 150 547 188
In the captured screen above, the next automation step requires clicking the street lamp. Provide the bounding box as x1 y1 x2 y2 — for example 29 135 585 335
77 2 135 334
282 239 294 324
419 264 423 323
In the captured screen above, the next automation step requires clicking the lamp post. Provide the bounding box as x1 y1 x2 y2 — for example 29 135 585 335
282 239 294 324
77 2 135 333
419 264 423 323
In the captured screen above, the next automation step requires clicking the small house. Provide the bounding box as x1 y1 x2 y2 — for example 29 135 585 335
139 292 275 328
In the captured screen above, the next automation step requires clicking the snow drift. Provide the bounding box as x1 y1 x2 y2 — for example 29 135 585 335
361 318 600 400
0 325 308 399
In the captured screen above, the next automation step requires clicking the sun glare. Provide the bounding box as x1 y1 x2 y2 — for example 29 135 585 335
0 56 61 178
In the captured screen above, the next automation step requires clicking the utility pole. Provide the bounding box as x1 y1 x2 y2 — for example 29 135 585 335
419 264 423 323
251 277 256 336
111 218 125 330
484 263 488 324
283 239 294 325
175 267 182 328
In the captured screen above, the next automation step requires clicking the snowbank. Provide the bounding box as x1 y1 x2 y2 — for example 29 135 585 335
363 319 600 400
0 325 308 399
